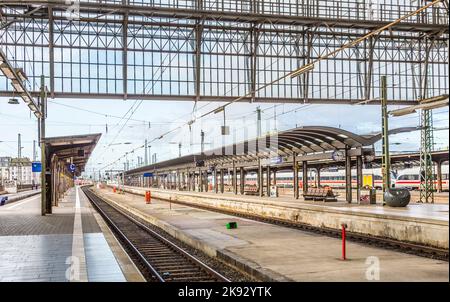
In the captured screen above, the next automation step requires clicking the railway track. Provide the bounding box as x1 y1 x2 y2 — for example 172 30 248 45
82 187 230 282
121 188 449 262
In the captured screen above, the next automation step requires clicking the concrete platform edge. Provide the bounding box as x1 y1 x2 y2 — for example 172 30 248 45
83 193 146 281
94 188 292 282
116 186 449 249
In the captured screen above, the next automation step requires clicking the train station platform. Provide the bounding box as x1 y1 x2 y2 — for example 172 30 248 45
92 186 448 281
114 185 449 249
0 186 144 282
0 189 41 206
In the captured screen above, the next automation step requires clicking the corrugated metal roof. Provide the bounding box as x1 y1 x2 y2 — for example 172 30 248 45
45 133 101 175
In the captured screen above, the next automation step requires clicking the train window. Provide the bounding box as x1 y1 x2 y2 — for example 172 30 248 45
399 174 419 181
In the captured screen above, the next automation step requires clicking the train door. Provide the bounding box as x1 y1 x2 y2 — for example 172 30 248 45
363 174 374 189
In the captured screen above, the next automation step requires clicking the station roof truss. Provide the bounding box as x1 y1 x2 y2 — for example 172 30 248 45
0 1 448 105
45 133 102 175
125 126 418 176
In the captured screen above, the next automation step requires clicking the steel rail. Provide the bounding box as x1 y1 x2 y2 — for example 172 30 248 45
83 187 231 282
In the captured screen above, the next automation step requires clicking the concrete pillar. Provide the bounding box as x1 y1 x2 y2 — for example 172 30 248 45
266 166 271 195
220 168 224 193
293 153 299 199
302 161 308 194
436 160 443 193
345 148 352 203
273 169 277 185
240 167 245 194
356 156 363 203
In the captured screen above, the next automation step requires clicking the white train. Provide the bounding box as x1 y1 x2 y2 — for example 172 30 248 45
394 164 449 190
244 168 392 190
243 164 449 191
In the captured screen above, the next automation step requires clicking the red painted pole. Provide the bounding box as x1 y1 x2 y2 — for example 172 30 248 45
145 191 151 204
341 223 347 260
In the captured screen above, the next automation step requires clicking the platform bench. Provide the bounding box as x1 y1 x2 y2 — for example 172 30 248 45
244 185 258 195
303 187 338 202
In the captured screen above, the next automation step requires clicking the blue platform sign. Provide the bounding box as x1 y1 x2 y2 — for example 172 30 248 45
270 156 282 164
32 162 42 172
69 163 76 173
143 172 154 177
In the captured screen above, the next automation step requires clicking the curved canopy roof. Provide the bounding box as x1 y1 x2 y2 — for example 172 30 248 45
45 133 101 175
204 126 373 159
126 126 418 175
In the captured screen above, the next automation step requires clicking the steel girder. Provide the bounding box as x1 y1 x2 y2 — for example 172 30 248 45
0 0 448 104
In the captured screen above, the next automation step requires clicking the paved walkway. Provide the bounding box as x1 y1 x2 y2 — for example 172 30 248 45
95 187 449 281
0 186 143 282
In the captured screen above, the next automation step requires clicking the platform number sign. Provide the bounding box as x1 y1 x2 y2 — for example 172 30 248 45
69 163 76 173
32 162 42 172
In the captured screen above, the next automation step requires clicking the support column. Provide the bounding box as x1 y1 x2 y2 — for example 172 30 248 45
436 160 443 193
204 170 208 192
273 169 277 185
293 152 299 199
316 167 321 188
345 148 352 203
266 166 271 195
233 163 238 195
182 172 185 190
187 170 191 191
220 168 224 193
258 159 263 197
199 169 203 192
214 167 218 193
356 156 363 203
302 161 308 194
240 167 245 194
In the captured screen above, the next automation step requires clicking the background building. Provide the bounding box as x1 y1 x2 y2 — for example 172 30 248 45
1 157 40 188
9 157 35 186
0 156 11 188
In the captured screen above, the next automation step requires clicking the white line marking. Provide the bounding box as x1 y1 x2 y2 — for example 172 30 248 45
75 186 81 209
69 186 88 282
